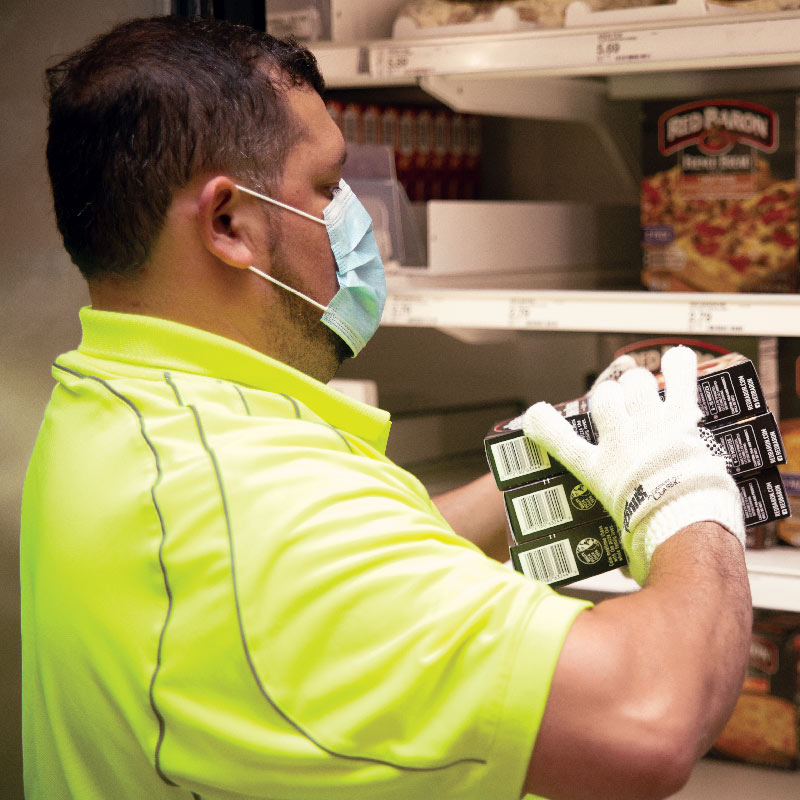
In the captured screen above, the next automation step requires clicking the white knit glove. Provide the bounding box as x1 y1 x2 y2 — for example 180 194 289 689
589 353 637 394
522 346 745 585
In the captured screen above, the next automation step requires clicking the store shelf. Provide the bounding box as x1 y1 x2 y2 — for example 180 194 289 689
383 285 800 338
568 544 800 612
311 11 800 88
669 758 799 799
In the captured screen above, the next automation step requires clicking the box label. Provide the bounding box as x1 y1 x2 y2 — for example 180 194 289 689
511 483 574 537
510 517 627 588
489 434 551 483
515 538 580 585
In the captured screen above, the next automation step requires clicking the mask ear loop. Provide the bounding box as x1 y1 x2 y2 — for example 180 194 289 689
235 183 330 313
235 184 327 225
247 266 327 312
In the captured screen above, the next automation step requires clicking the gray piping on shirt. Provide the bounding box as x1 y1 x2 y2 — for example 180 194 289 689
52 364 179 788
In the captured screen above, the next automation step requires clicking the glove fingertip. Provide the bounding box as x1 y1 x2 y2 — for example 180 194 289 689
660 345 698 389
521 402 564 441
615 354 638 372
587 378 627 432
661 344 698 371
522 401 596 475
661 346 702 418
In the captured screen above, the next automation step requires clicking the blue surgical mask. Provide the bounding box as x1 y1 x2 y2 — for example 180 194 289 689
236 179 386 357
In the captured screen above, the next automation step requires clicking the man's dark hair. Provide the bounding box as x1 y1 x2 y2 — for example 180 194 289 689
45 15 325 279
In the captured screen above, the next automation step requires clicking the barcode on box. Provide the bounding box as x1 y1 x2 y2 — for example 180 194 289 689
512 485 572 536
518 540 579 584
490 437 550 482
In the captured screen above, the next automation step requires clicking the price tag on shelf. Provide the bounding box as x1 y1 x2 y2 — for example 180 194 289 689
686 301 745 334
594 31 652 66
507 297 560 330
383 294 438 327
370 46 441 79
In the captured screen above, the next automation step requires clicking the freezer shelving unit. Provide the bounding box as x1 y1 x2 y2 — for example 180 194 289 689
311 16 800 796
312 11 800 84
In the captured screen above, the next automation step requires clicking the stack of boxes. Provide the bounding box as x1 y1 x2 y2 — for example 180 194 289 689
485 353 791 587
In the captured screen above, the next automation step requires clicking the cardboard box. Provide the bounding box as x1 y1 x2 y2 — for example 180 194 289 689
484 411 596 491
686 352 767 427
713 412 786 478
507 467 789 586
738 467 792 527
504 471 606 543
712 610 800 769
505 461 788 546
777 337 800 547
486 353 767 491
510 516 627 588
487 406 782 492
641 93 800 293
330 0 409 41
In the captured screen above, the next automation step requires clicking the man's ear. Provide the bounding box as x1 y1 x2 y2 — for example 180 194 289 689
196 176 267 270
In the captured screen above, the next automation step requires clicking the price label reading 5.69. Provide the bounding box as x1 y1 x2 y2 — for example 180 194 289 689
594 31 651 65
597 36 621 59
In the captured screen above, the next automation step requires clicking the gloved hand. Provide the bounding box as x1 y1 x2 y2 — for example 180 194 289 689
522 346 745 585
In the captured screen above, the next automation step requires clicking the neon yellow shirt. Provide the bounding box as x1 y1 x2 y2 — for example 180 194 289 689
21 307 590 799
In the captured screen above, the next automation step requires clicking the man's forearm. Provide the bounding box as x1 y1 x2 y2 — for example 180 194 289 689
582 522 752 765
527 522 752 800
633 522 753 756
432 472 509 562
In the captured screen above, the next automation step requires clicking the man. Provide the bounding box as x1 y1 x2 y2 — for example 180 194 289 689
21 15 752 800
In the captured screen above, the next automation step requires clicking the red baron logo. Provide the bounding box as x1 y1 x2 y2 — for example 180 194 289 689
658 99 778 157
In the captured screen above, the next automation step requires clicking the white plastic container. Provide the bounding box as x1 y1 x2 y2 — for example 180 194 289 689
424 201 640 275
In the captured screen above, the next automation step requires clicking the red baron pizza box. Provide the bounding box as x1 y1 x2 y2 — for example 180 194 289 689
641 93 799 293
486 352 767 490
510 516 627 588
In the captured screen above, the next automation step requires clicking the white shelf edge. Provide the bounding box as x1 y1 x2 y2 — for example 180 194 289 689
382 286 800 337
311 11 800 88
566 545 800 612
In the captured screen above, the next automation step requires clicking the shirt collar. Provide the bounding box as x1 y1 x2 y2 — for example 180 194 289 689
75 307 392 453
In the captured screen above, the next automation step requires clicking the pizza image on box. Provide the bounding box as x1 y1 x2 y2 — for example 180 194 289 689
713 692 798 769
641 96 800 293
